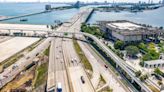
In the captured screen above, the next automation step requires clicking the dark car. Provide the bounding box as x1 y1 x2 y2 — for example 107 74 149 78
104 65 108 69
153 73 163 81
81 76 85 84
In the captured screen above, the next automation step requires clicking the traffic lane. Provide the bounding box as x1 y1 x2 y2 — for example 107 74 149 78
69 66 95 92
47 38 56 91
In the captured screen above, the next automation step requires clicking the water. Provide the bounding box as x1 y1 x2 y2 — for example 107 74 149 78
0 3 79 25
88 7 164 27
1 9 80 25
0 3 69 16
0 3 164 27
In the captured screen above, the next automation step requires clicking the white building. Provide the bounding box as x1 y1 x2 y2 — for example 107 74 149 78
144 59 164 68
99 20 163 42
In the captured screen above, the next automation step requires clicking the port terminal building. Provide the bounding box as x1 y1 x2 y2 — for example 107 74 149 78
98 20 164 43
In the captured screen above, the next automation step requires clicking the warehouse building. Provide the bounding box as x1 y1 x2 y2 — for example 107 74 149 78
99 20 163 42
144 59 164 68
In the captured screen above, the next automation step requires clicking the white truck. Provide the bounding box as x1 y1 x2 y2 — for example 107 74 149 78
57 82 62 92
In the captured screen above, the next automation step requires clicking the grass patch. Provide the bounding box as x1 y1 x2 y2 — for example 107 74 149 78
2 54 24 69
100 75 106 84
34 62 48 88
73 39 93 71
106 88 113 92
44 46 50 56
28 39 43 52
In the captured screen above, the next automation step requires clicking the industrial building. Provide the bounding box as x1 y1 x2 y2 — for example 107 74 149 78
99 20 163 42
144 59 164 68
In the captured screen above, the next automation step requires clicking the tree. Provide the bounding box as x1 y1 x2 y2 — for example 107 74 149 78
154 68 164 76
114 40 124 50
148 42 156 51
138 42 147 51
135 70 142 77
125 46 139 57
142 50 160 61
140 74 148 81
158 81 163 86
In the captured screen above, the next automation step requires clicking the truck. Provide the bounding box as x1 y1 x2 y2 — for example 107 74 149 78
57 82 62 92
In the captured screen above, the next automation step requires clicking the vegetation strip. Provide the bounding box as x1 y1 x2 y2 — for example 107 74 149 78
33 62 48 88
33 47 50 88
73 38 93 71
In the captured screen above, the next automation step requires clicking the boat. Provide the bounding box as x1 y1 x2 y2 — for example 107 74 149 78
20 18 28 22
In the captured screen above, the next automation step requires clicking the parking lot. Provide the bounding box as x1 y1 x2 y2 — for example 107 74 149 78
0 37 40 63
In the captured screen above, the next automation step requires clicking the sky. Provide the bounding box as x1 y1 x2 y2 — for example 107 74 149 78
0 0 161 3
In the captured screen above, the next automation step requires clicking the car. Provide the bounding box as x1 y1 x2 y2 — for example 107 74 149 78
104 65 108 69
74 58 77 62
36 53 39 56
153 73 163 81
81 76 85 84
26 56 30 60
3 75 8 78
156 75 162 80
71 59 74 63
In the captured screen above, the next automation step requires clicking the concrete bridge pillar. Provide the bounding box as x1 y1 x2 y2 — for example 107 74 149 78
140 88 146 92
116 64 119 68
131 79 134 83
33 31 36 36
20 30 23 36
8 29 12 36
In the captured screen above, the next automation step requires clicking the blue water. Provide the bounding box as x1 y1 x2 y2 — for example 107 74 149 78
0 3 79 25
88 7 164 27
0 3 164 27
1 8 80 25
0 3 69 16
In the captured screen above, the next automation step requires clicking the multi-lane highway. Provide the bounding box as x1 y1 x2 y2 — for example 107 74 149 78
47 8 96 92
78 40 129 92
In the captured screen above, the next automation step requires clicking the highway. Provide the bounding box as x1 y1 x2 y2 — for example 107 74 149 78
63 37 95 92
55 38 70 92
47 37 70 92
47 8 95 92
47 38 56 91
0 7 152 92
69 14 130 91
78 40 129 92
0 37 51 89
53 31 152 92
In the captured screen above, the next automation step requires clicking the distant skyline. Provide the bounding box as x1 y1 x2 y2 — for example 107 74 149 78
0 0 161 3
